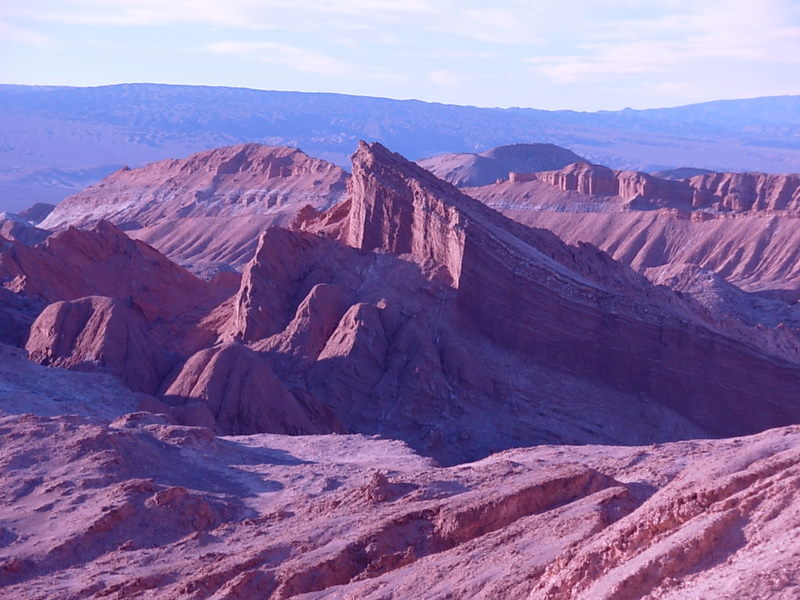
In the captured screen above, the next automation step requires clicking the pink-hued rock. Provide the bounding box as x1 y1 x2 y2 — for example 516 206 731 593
0 220 210 314
162 342 342 435
214 141 800 463
41 144 348 230
417 143 587 187
0 405 798 600
253 283 349 366
4 139 800 599
40 144 348 273
0 213 49 246
344 143 467 285
689 170 800 212
465 164 800 294
25 296 175 394
229 228 335 342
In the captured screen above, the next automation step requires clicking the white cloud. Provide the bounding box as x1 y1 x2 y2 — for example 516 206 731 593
527 0 800 83
0 20 52 47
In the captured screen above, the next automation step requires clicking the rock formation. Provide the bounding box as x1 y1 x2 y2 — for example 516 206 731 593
4 141 800 464
417 143 587 187
466 163 800 294
17 202 56 225
39 144 349 274
3 138 800 598
216 141 800 462
689 170 800 212
0 213 49 246
25 296 175 394
161 342 341 435
1 399 798 599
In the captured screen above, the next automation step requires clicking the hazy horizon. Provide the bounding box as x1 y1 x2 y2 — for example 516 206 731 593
4 80 799 113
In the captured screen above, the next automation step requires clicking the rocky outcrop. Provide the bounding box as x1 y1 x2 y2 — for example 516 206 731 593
1 406 799 600
39 144 349 273
41 144 348 231
418 143 587 187
229 228 341 342
689 171 800 212
0 213 49 246
530 162 694 208
0 220 210 312
472 162 800 215
7 140 800 466
223 142 800 463
25 296 175 394
345 142 467 285
161 342 341 435
254 283 349 367
17 202 56 225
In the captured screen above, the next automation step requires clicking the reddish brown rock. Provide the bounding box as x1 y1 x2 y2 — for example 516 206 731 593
466 166 800 293
219 142 800 463
0 220 210 314
1 407 798 600
25 296 175 394
689 170 800 211
229 228 342 342
40 144 349 273
162 342 341 435
254 283 349 367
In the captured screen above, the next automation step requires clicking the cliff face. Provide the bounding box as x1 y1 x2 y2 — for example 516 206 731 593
689 171 800 211
5 141 800 465
218 141 800 461
490 162 800 214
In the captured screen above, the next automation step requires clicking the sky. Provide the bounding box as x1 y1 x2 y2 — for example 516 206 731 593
1 0 799 111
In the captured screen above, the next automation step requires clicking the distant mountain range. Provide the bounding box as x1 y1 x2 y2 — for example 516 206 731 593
1 83 799 211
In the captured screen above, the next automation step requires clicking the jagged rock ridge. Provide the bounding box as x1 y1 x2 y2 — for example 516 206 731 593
39 144 348 275
4 141 800 464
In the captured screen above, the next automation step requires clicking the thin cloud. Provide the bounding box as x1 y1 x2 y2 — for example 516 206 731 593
527 0 800 83
206 40 404 81
0 20 52 47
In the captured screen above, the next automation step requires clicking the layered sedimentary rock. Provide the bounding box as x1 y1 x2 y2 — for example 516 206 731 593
6 140 800 464
39 144 349 273
417 143 587 187
471 162 800 214
466 164 800 294
41 144 348 230
216 141 800 462
689 170 800 212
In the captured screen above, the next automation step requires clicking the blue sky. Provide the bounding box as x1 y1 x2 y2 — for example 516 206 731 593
1 0 799 110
